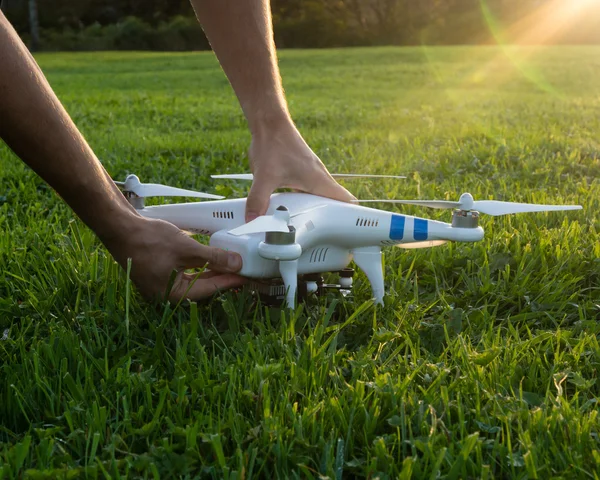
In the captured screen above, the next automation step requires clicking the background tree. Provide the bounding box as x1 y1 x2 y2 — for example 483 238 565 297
28 0 39 51
1 0 598 51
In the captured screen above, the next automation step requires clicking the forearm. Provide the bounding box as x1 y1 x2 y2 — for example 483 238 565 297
190 0 293 135
0 12 136 241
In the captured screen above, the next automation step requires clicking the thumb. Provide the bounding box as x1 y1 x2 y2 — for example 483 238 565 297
245 176 276 223
170 272 248 302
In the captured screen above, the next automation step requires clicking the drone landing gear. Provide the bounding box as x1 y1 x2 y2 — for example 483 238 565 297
352 246 384 305
248 268 355 307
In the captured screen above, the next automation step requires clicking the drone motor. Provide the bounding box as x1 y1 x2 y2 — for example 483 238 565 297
452 210 479 228
124 191 145 209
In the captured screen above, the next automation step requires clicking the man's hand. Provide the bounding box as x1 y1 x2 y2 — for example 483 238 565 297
245 123 356 222
103 216 246 302
0 12 246 304
189 0 356 222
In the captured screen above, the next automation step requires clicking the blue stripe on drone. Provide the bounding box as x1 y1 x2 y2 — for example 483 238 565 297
414 218 428 241
389 214 405 240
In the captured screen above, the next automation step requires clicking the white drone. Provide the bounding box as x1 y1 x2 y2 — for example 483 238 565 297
115 173 582 308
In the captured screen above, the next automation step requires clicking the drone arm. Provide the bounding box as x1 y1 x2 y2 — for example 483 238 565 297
138 200 246 234
352 246 384 305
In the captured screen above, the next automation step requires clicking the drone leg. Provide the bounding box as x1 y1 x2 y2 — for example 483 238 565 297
352 246 384 305
279 260 298 309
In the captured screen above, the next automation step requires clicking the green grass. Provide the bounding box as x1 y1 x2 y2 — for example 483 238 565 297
0 46 599 478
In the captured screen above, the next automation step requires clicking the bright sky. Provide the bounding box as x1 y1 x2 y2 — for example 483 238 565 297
492 0 600 45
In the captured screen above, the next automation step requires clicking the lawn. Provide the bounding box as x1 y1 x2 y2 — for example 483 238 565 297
0 46 599 478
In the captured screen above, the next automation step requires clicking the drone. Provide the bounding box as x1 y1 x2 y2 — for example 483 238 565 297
114 173 582 309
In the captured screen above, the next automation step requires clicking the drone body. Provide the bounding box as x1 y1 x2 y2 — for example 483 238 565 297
137 193 487 307
115 174 582 309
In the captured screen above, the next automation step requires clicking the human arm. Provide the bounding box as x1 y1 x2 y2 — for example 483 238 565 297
189 0 355 221
0 12 244 301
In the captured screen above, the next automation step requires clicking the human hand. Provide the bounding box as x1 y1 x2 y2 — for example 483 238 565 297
1 11 244 304
245 122 356 222
102 215 246 302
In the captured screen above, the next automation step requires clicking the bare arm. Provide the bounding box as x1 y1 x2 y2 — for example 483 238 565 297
0 13 136 240
190 0 355 221
189 0 288 136
0 12 244 301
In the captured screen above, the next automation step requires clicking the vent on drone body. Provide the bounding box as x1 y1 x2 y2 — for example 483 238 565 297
309 247 329 263
355 217 379 227
213 211 235 219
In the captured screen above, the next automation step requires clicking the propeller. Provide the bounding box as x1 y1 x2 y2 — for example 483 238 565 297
115 174 224 199
228 206 291 236
354 193 582 216
396 240 449 249
211 173 406 180
228 205 329 236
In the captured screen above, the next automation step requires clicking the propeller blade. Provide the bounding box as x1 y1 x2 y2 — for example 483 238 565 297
212 173 406 180
331 174 406 179
115 175 224 199
396 240 448 249
211 174 254 181
228 215 290 236
355 195 582 216
133 183 224 199
472 201 583 216
228 205 292 236
353 199 460 209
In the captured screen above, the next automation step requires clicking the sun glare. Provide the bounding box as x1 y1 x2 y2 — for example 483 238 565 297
462 0 600 96
572 0 600 6
497 0 600 45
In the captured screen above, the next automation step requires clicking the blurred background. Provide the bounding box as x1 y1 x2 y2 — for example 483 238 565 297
2 0 600 52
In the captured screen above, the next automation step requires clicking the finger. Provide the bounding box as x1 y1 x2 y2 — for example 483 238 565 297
170 273 248 302
196 269 220 279
171 270 220 281
308 174 357 203
181 243 243 273
190 269 239 280
245 176 276 222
